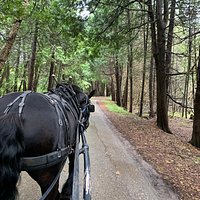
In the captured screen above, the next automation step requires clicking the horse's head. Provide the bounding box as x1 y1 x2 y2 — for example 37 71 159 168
71 85 95 129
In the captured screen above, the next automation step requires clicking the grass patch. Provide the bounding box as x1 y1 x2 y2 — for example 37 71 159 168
169 111 193 119
103 100 129 114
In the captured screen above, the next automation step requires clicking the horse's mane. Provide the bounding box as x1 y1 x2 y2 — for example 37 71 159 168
55 83 83 95
71 85 83 94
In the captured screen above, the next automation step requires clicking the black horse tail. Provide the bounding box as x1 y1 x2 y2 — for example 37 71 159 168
0 114 24 200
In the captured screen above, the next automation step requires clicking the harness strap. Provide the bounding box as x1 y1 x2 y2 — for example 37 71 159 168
44 94 70 148
54 100 64 150
49 93 79 121
21 147 70 171
4 90 32 116
39 157 67 200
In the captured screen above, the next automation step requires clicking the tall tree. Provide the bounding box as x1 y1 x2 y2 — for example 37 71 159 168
48 49 55 91
149 53 155 118
147 0 175 133
165 0 176 92
14 40 21 91
139 20 149 117
127 6 134 113
28 22 38 90
190 47 200 148
115 54 122 106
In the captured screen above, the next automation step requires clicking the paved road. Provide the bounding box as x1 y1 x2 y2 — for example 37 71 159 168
18 100 179 200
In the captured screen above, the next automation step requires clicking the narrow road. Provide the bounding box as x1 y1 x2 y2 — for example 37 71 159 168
18 100 179 200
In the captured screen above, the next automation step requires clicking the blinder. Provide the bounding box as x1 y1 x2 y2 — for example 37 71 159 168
88 104 95 112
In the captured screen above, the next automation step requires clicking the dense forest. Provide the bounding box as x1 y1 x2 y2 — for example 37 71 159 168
1 0 200 147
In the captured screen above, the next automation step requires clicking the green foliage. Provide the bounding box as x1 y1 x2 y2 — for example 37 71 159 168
0 0 200 110
103 100 129 114
0 0 26 20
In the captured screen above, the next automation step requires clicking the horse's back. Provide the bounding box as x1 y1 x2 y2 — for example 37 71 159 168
0 92 64 156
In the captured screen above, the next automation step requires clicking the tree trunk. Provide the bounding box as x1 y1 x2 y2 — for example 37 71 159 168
5 64 10 93
122 5 132 110
147 0 171 133
192 34 198 104
48 49 55 91
0 68 7 93
20 60 28 91
182 21 192 118
126 6 134 113
190 47 200 148
165 0 176 92
149 52 155 118
28 22 38 90
111 76 115 101
122 45 130 109
33 63 40 92
115 55 121 106
129 43 133 113
139 21 149 117
0 20 22 71
57 62 63 83
122 75 128 109
14 41 21 91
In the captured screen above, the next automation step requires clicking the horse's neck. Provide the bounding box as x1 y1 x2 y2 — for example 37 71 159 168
50 87 80 117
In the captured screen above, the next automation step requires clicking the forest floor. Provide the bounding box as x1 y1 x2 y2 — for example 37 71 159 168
95 97 200 200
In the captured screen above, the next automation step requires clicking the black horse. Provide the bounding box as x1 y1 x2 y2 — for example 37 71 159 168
0 84 95 200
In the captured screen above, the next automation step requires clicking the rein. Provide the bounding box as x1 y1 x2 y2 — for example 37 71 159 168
39 157 67 200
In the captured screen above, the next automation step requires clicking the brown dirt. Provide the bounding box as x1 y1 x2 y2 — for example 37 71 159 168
95 97 200 200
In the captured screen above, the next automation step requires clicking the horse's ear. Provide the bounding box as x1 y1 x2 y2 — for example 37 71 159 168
88 90 95 99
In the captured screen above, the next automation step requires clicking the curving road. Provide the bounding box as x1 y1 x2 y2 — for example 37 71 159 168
18 100 179 200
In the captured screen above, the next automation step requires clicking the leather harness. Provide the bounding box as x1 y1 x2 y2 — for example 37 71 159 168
2 86 92 200
3 88 81 171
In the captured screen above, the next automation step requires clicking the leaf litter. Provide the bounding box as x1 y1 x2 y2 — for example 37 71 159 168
97 98 200 200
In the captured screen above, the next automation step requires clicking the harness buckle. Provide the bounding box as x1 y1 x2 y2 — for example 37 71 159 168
59 119 63 126
19 102 25 107
57 149 62 158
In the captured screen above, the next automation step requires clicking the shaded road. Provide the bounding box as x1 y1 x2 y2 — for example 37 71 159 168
18 100 179 200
